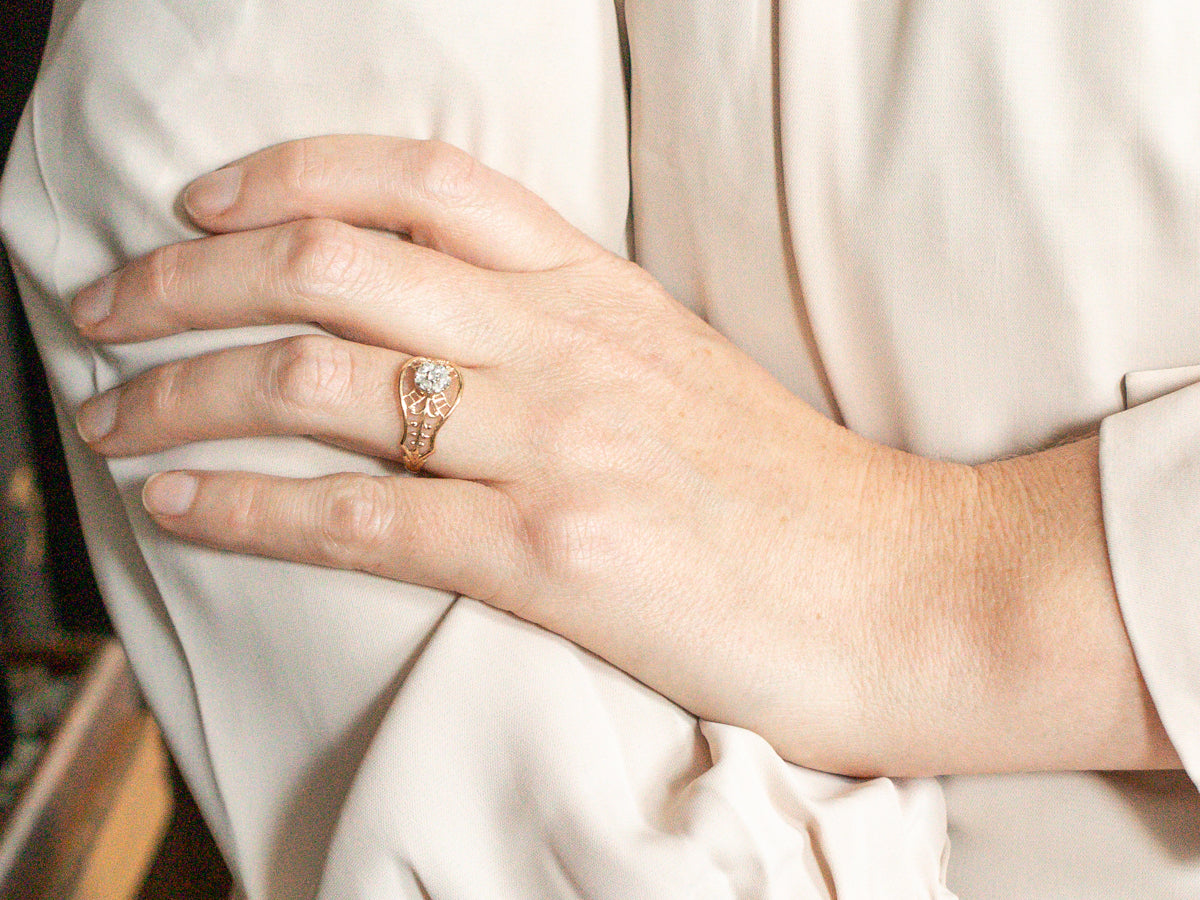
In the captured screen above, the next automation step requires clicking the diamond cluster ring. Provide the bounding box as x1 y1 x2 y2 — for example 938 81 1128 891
398 357 463 473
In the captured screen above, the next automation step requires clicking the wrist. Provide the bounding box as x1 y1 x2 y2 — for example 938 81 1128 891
790 434 986 775
969 437 1180 771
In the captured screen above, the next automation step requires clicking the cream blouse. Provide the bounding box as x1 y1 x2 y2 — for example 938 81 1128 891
3 0 1199 896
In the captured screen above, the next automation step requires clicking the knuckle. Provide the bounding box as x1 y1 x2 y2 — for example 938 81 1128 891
267 335 356 416
281 217 371 298
413 140 480 204
516 499 614 589
146 242 186 310
147 359 188 425
279 138 336 198
316 475 398 565
222 477 268 539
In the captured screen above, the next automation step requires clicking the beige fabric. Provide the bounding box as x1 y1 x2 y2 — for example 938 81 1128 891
2 0 1200 896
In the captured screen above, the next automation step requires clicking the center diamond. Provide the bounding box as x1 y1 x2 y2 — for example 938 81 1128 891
414 360 452 394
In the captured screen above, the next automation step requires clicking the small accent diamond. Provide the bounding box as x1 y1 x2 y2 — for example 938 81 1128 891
414 360 452 394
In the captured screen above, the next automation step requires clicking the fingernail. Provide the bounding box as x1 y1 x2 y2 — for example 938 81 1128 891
76 389 120 443
185 166 243 217
71 278 115 329
143 472 198 517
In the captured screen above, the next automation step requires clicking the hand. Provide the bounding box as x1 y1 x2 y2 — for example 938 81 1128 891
72 136 1178 776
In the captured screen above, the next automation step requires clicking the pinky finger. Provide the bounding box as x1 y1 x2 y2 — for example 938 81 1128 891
141 470 522 604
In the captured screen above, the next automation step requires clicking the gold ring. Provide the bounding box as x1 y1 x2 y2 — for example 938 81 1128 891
398 357 463 473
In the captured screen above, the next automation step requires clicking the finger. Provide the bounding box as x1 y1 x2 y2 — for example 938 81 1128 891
71 218 522 364
75 335 521 481
141 470 523 605
181 135 602 272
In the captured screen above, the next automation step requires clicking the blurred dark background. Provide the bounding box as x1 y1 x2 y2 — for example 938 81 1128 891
2 0 108 641
0 3 233 896
1 0 106 772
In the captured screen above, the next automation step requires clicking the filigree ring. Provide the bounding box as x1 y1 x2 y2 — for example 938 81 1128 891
398 357 463 473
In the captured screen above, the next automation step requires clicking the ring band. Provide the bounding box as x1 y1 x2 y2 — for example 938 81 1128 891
398 357 463 473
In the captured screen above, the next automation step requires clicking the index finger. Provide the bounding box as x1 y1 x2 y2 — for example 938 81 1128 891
183 136 603 273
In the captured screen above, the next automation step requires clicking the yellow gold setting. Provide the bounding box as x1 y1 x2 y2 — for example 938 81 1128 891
398 357 463 473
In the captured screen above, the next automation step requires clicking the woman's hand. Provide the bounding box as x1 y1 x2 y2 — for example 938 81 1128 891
72 136 1177 776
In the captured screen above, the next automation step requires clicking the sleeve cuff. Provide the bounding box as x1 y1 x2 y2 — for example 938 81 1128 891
1100 371 1200 782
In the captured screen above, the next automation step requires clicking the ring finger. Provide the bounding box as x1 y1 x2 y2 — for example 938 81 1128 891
75 334 523 482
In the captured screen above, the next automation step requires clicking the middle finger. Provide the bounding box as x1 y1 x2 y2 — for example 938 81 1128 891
71 219 525 367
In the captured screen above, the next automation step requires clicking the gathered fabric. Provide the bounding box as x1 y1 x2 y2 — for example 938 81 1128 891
3 1 1199 896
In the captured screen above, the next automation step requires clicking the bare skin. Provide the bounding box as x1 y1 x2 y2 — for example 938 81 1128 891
72 135 1179 777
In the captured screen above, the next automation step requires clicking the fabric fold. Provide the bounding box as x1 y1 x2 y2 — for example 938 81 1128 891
1101 380 1200 787
317 601 954 899
0 1 955 896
